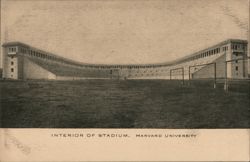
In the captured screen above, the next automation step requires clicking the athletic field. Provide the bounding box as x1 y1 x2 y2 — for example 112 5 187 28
0 79 249 128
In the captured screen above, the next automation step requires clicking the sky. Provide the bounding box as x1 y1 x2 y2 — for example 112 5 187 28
0 0 249 67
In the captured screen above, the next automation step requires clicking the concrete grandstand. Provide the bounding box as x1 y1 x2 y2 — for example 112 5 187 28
1 39 248 80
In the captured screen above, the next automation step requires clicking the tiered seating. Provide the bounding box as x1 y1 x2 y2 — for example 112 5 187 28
166 53 224 79
27 57 112 78
25 50 224 80
190 54 225 79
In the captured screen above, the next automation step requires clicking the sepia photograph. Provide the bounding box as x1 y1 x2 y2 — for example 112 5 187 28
0 0 249 129
0 0 250 161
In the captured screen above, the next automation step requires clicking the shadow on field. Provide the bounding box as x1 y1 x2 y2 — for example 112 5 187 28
0 79 249 128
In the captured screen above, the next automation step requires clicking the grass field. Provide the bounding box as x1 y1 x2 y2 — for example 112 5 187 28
0 79 249 128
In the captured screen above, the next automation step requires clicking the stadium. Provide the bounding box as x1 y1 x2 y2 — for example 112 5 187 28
1 39 250 128
2 39 249 81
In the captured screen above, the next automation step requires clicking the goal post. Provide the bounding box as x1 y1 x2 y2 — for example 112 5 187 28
188 62 217 88
224 57 250 92
170 67 184 85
